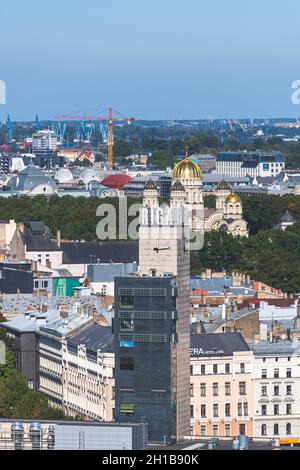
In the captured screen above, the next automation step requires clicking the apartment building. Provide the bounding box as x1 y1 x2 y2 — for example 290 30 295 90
63 323 115 421
190 332 254 438
38 313 93 407
251 341 300 439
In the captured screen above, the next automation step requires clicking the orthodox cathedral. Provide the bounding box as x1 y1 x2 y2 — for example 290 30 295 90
143 155 249 238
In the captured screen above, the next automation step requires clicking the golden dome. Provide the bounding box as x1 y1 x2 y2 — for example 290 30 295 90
225 192 241 204
172 158 202 180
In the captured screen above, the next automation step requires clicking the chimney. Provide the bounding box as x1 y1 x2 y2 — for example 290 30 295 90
226 304 231 322
221 303 226 320
232 271 242 287
294 303 300 331
57 230 61 249
200 270 207 280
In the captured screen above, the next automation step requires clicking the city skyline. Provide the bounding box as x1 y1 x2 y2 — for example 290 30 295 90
1 0 300 121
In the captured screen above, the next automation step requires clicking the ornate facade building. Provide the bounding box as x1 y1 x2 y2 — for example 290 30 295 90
153 156 249 237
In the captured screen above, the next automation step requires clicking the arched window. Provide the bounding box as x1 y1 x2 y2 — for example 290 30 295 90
286 423 291 435
261 424 267 436
274 423 279 435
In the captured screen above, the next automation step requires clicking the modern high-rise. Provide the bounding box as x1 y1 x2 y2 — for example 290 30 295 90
114 158 201 443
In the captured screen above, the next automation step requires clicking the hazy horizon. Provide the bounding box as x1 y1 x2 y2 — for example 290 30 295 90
1 0 300 121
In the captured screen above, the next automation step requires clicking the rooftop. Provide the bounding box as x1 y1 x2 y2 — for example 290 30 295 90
190 332 250 357
68 322 114 353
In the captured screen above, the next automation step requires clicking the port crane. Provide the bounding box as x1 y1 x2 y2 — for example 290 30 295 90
6 115 13 143
54 108 135 169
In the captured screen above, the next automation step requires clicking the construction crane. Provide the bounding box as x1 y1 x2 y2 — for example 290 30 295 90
6 115 13 143
53 107 135 169
35 114 40 132
99 122 108 143
51 122 66 143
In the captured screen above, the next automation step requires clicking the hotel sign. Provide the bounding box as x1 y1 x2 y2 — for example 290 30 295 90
190 348 225 356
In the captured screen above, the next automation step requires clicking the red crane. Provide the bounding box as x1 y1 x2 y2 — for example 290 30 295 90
53 107 135 170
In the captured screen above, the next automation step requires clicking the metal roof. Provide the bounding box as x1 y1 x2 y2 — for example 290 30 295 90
190 332 250 356
68 322 114 353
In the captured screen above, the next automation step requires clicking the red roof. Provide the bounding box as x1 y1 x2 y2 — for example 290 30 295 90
101 174 133 190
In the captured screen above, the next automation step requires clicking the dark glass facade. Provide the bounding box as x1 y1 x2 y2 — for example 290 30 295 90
114 275 178 444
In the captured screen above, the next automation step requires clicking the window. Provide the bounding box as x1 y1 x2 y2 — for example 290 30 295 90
201 364 206 375
201 404 206 418
190 384 194 397
274 424 279 435
119 294 134 308
213 382 218 396
213 404 219 417
286 423 291 435
238 403 243 416
239 381 246 395
261 424 267 436
286 368 292 378
274 385 279 396
225 363 230 374
239 424 246 435
261 405 267 416
200 426 206 437
28 379 34 390
213 364 218 374
286 385 292 396
120 318 134 331
190 365 193 375
225 425 231 437
190 405 194 418
274 368 279 379
286 404 292 415
34 280 39 289
261 386 267 397
120 357 134 370
274 404 279 415
120 403 135 415
275 357 278 362
243 402 248 416
262 358 266 362
200 383 206 397
212 425 218 437
225 403 231 417
261 369 267 379
225 382 231 396
240 363 245 373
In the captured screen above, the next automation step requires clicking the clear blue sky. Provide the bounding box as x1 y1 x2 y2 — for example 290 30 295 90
1 0 300 120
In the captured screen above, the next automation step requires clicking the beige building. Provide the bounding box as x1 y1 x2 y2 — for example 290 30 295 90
63 323 114 421
190 331 254 438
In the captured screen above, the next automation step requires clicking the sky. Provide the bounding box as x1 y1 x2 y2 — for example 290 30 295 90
1 0 300 121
